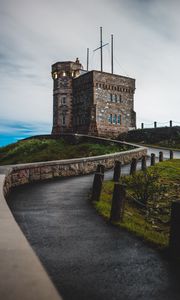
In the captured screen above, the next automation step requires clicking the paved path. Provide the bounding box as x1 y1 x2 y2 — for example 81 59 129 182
7 155 180 300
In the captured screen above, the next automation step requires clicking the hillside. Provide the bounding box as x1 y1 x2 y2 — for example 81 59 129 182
0 137 133 165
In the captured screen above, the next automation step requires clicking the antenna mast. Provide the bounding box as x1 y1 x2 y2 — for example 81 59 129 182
93 27 109 72
100 27 103 72
87 48 89 71
111 34 114 74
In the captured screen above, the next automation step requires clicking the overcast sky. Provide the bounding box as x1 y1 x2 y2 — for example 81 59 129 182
0 0 180 140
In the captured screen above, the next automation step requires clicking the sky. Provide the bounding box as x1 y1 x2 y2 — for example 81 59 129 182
0 0 180 145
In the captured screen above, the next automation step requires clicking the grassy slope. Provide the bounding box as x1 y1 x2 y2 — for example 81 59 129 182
0 138 131 165
95 159 180 249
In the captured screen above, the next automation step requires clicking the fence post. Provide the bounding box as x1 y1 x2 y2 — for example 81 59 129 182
113 161 122 182
96 164 105 179
154 121 157 128
169 200 180 258
141 123 144 129
130 158 137 175
110 183 126 223
159 151 163 162
170 120 172 128
170 150 174 160
141 155 147 171
151 153 155 166
91 172 103 201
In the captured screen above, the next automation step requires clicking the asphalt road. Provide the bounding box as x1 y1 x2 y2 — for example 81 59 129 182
7 157 180 300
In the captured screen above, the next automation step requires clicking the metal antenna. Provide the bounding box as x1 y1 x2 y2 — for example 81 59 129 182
87 48 89 71
111 34 114 74
93 27 109 72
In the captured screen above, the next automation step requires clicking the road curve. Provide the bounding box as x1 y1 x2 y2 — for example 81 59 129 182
7 154 180 300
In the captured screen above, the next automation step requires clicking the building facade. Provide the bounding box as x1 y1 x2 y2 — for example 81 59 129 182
51 58 136 137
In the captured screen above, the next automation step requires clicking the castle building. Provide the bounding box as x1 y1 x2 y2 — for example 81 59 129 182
51 58 136 138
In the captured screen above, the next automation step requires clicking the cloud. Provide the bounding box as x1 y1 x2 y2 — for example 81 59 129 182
0 0 179 134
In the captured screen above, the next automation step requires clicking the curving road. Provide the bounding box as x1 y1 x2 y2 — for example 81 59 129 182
7 148 180 300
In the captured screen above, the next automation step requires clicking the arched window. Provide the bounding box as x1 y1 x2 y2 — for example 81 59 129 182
118 115 121 125
62 115 66 125
108 114 113 124
113 114 117 124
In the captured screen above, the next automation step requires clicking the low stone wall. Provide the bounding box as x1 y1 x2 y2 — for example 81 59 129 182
0 175 62 300
3 146 147 196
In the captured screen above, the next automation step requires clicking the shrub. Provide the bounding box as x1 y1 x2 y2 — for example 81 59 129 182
124 168 166 206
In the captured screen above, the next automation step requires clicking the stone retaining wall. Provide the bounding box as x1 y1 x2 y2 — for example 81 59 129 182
3 146 147 196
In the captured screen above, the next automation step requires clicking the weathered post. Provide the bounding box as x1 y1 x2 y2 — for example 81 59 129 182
110 183 126 223
91 172 103 202
151 153 155 166
141 155 147 171
113 161 122 181
159 151 163 162
141 123 144 129
130 158 137 175
96 164 105 179
154 121 157 128
170 120 172 128
170 150 174 160
169 200 180 258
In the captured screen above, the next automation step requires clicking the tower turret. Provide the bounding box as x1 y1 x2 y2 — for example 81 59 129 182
51 59 82 134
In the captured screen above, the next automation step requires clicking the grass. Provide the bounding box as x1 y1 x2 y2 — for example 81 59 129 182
94 159 180 249
138 143 180 151
0 137 132 165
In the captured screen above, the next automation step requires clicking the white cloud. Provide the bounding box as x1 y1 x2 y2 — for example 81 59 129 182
0 0 180 130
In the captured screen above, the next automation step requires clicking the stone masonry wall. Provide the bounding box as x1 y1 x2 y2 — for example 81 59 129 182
3 146 147 196
93 71 136 137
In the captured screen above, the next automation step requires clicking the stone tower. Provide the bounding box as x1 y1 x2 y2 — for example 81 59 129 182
51 58 82 134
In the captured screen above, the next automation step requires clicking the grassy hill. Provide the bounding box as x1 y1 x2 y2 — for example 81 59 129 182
95 159 180 248
0 137 132 165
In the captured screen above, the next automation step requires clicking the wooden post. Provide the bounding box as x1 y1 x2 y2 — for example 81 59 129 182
169 200 180 258
170 120 172 128
130 158 137 175
91 172 103 201
154 121 157 128
170 150 173 160
96 164 105 179
141 155 147 171
151 153 155 166
113 161 121 181
141 123 144 129
110 183 126 223
159 151 163 162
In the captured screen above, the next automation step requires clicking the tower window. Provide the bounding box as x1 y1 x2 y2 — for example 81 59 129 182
53 72 58 79
108 114 113 124
118 115 121 125
113 114 117 124
62 97 66 104
62 115 66 125
62 71 66 77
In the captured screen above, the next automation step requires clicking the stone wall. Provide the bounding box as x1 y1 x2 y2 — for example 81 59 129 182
3 146 147 196
93 71 136 137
